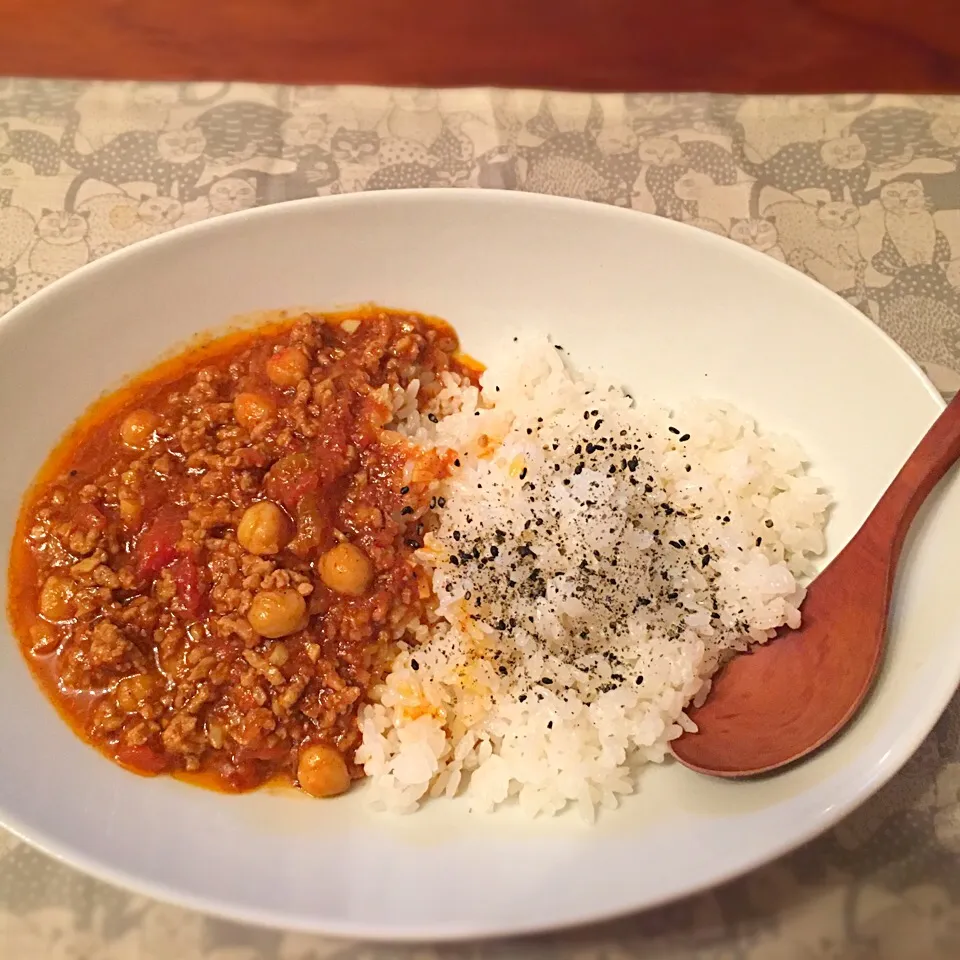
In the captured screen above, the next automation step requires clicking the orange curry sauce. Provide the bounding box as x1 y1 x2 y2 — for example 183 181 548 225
8 308 477 796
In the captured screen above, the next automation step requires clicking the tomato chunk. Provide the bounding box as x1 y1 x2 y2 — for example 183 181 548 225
264 453 319 511
135 510 182 579
115 744 168 776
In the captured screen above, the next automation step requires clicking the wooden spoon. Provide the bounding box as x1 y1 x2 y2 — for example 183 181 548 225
670 390 960 778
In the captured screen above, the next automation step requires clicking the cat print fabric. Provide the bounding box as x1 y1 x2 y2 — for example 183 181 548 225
2 82 960 960
4 85 960 395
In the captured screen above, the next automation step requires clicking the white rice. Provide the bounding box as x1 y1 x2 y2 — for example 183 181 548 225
357 333 830 820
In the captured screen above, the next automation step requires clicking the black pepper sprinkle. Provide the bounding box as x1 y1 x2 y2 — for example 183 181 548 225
547 721 553 729
756 536 762 546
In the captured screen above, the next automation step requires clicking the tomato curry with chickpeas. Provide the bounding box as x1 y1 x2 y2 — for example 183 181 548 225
7 309 463 797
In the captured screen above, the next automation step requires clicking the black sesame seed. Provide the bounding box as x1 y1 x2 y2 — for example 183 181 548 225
428 413 439 423
411 659 419 670
400 485 410 494
679 433 690 443
541 677 553 685
401 506 414 515
668 426 680 435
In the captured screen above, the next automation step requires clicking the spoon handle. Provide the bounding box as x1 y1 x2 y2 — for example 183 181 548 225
860 390 960 564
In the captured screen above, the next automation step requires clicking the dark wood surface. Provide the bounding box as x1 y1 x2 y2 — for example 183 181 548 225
3 0 960 92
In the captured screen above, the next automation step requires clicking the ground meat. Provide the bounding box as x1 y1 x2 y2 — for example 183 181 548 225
8 309 467 795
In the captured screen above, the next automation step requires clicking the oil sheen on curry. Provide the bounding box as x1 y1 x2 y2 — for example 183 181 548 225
8 309 468 798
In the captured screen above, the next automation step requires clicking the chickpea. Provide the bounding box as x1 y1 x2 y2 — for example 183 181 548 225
318 542 373 596
297 742 351 798
38 574 76 621
115 673 155 713
119 409 159 449
266 347 309 388
234 392 276 430
237 501 290 555
247 588 308 638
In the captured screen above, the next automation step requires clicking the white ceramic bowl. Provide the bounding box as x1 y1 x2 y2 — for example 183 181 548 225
0 190 957 941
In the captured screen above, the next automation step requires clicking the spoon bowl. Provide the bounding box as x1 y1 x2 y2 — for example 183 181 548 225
672 390 960 776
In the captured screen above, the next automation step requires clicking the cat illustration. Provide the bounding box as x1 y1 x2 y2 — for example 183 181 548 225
624 93 718 136
873 294 960 369
365 162 444 191
60 112 207 209
641 137 738 219
79 192 182 258
0 123 60 176
428 123 474 181
733 97 833 161
189 101 288 162
766 199 862 263
476 147 518 190
28 209 90 278
683 216 729 238
224 150 340 203
0 79 85 124
13 270 56 306
0 194 36 271
72 83 179 148
514 98 640 206
281 112 329 157
732 127 869 211
864 169 960 212
859 262 960 313
728 218 786 261
379 138 434 169
672 172 752 228
846 107 960 168
764 199 864 290
204 176 259 214
330 128 380 191
871 180 945 272
383 90 444 147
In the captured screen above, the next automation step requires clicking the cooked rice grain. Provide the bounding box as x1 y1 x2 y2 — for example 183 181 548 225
358 334 829 820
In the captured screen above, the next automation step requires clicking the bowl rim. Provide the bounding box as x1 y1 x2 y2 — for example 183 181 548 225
0 188 953 942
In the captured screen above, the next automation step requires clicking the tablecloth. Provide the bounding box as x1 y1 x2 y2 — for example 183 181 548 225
1 80 960 960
